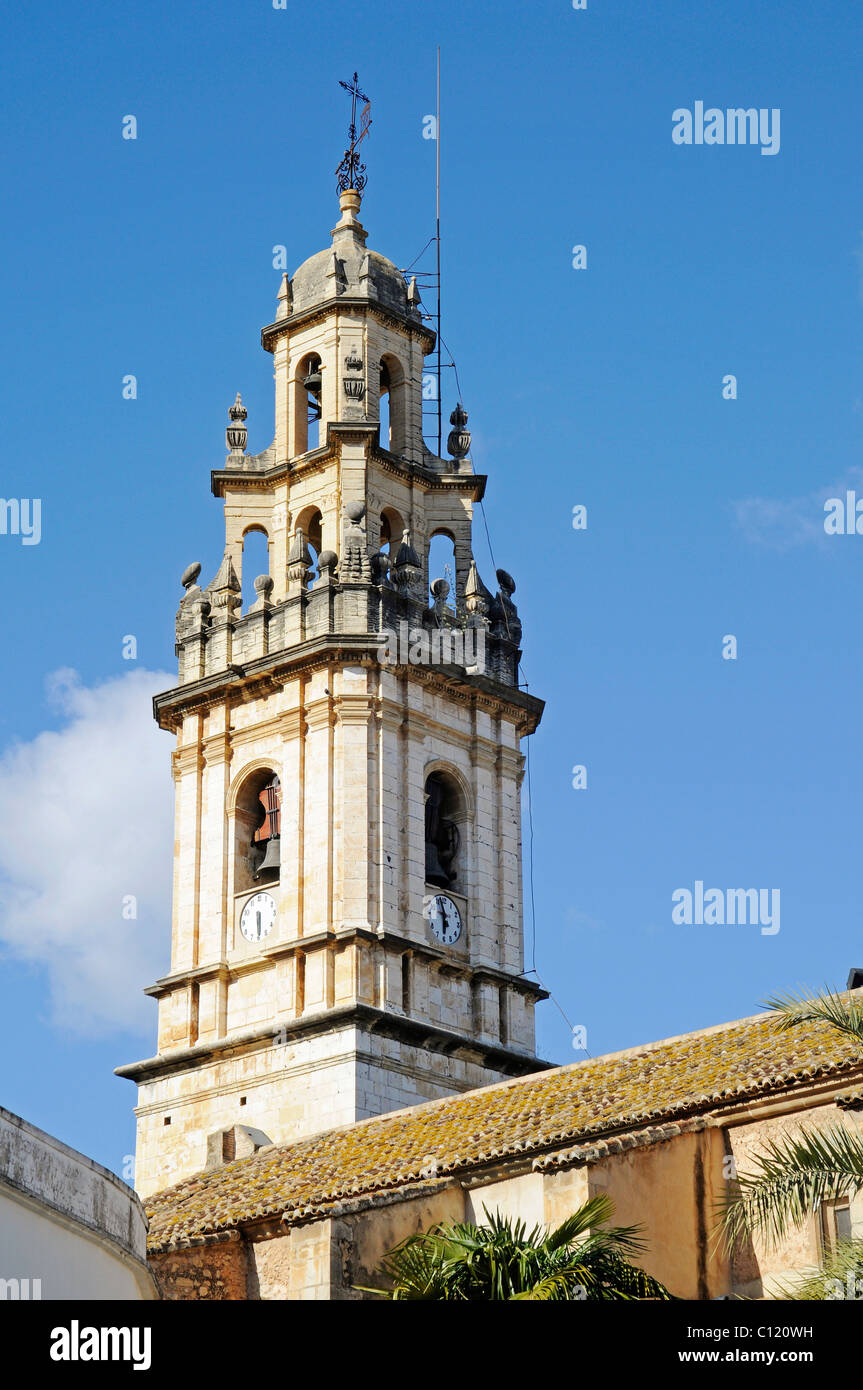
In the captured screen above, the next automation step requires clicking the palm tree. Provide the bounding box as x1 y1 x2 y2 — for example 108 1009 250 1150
721 988 863 1262
776 1237 863 1301
361 1195 672 1301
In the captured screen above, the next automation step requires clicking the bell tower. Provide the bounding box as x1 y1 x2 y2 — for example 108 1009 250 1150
118 111 546 1198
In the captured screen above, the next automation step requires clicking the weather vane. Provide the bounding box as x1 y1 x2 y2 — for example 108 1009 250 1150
335 72 372 194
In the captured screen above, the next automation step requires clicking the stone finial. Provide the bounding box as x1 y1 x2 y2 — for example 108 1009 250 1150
317 550 339 584
393 528 420 570
287 528 313 589
205 551 242 619
341 502 371 582
181 561 202 592
226 394 248 453
430 578 451 623
252 574 274 608
465 559 493 621
207 551 240 592
369 550 390 587
333 188 368 246
496 568 516 598
326 250 347 295
492 567 522 645
407 276 422 314
338 188 363 218
176 562 208 640
391 529 422 593
447 403 471 461
277 273 293 321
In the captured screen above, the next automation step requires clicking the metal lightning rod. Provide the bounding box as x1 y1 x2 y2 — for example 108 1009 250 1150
436 47 442 457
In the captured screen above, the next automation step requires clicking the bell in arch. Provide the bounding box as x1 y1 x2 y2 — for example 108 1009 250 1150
424 773 459 889
255 836 281 879
303 361 323 418
251 775 281 880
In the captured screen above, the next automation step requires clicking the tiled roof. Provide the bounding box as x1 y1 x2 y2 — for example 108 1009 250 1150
145 1008 863 1252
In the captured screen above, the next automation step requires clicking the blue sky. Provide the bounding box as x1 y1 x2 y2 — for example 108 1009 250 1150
0 0 861 1177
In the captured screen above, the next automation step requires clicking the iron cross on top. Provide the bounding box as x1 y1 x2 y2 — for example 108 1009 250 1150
336 72 372 194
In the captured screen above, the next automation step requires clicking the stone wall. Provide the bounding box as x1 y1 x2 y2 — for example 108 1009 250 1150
0 1106 155 1300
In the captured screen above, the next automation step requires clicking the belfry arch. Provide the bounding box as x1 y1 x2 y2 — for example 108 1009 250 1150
378 353 407 455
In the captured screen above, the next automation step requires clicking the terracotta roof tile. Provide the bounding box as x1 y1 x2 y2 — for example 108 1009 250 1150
145 1008 862 1252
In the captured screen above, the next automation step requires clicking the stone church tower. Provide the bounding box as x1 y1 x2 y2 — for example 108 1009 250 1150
118 174 545 1198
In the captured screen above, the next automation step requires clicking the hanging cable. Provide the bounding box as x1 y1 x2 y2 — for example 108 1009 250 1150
434 287 584 1060
400 236 438 275
466 442 587 1057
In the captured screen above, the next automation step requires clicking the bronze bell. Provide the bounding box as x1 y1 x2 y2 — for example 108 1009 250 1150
425 840 449 889
254 837 281 879
425 775 459 887
425 821 459 888
303 366 323 395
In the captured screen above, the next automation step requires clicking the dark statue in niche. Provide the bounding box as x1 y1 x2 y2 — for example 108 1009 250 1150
424 773 460 889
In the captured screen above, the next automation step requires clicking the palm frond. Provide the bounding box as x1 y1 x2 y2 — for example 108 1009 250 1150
365 1199 672 1300
540 1193 615 1249
721 1122 863 1250
764 987 863 1048
776 1236 863 1301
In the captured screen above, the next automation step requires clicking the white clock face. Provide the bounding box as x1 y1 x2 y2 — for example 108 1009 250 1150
424 893 463 946
240 891 276 943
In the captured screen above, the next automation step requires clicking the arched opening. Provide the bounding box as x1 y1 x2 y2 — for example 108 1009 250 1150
379 506 405 558
294 353 322 456
293 505 323 589
427 530 457 611
241 527 269 613
424 770 465 892
378 360 391 450
378 353 407 455
234 768 282 896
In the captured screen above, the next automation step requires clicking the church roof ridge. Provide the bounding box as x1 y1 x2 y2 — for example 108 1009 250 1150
144 997 863 1252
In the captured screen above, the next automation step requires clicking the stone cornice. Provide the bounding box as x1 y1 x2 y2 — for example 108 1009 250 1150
210 424 486 501
260 296 436 354
137 929 546 1002
141 961 231 998
370 444 487 500
154 640 544 735
115 1002 551 1085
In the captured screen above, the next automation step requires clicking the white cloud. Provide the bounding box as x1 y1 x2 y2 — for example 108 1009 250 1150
732 467 863 550
565 907 604 932
0 668 174 1037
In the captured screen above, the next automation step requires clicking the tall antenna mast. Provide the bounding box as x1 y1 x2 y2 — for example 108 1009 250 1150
436 47 442 457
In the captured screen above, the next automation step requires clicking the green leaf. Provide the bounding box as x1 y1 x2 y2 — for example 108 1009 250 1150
720 1122 863 1250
